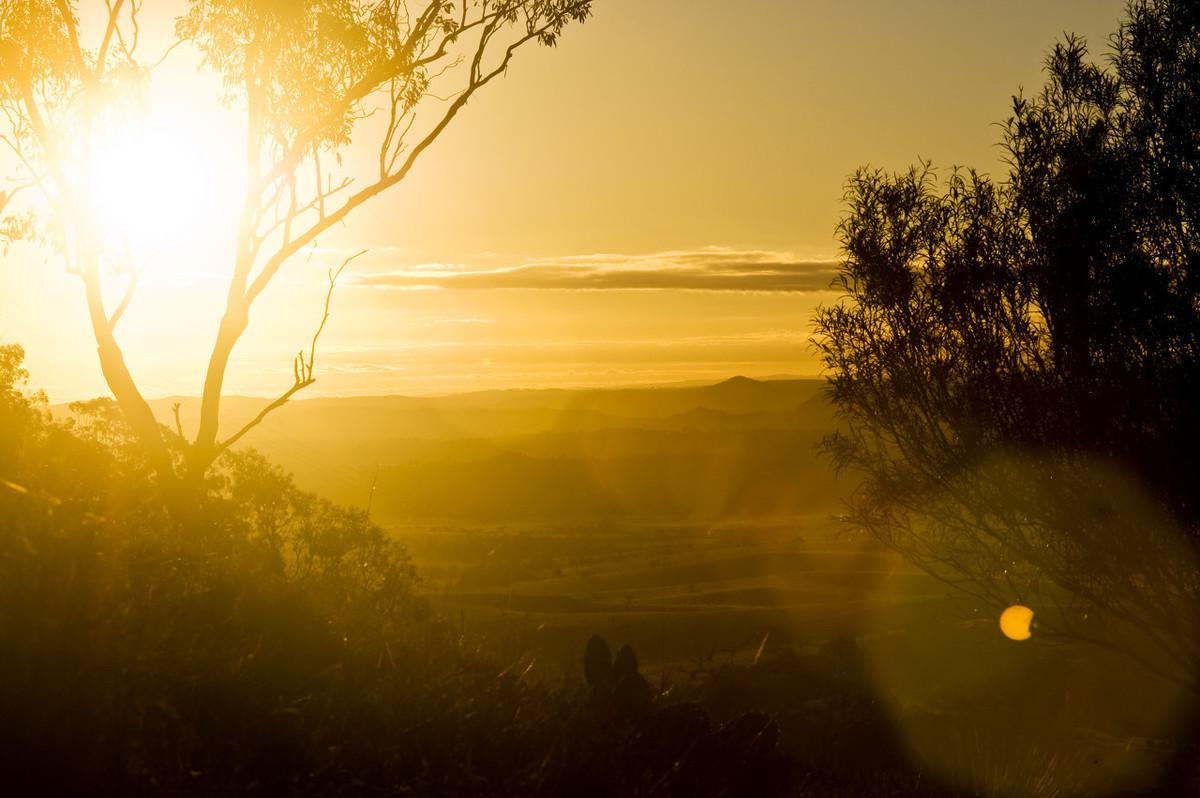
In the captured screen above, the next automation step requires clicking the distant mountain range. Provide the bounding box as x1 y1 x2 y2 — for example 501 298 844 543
146 377 850 524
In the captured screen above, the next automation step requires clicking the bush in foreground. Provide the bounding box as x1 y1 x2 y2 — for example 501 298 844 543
0 345 792 796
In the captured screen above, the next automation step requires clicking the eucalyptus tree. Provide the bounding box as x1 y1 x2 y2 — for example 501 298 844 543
0 0 592 483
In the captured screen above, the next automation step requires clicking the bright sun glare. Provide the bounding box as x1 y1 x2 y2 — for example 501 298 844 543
85 102 241 263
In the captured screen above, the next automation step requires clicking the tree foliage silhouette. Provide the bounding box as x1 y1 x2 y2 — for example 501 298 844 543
0 0 592 484
814 0 1200 686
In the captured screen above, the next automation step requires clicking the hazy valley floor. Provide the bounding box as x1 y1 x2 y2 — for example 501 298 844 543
130 376 1200 794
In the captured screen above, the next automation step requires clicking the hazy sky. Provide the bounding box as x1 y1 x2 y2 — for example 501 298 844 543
2 0 1127 400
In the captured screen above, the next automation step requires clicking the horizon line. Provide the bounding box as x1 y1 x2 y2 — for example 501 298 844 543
51 373 826 407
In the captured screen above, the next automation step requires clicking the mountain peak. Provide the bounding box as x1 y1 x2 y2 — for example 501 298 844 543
714 376 760 388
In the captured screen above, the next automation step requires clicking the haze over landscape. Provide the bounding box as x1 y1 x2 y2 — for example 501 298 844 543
3 1 1199 796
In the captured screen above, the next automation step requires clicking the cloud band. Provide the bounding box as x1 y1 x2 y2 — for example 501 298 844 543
354 248 839 292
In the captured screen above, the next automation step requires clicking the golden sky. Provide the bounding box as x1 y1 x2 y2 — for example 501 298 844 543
2 0 1126 400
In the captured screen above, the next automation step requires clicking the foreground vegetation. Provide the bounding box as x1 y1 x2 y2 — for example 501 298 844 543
0 344 797 795
3 343 1199 796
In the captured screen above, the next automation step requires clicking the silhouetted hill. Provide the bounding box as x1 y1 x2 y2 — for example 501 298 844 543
136 377 844 523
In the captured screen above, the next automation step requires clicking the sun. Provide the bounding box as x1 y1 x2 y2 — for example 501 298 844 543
84 100 241 265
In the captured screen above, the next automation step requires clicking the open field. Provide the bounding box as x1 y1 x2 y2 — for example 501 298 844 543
399 515 935 675
397 515 1191 795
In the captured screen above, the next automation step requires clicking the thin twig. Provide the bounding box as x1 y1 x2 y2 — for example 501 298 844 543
214 249 366 455
305 249 366 380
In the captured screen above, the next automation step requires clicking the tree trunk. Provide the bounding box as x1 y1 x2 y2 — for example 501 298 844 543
83 277 176 481
190 301 249 479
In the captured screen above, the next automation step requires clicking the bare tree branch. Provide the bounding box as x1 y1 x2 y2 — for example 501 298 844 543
213 248 366 457
97 0 127 76
191 1 591 472
107 269 138 329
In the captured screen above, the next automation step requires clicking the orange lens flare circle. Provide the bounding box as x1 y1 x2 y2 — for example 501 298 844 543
999 604 1034 641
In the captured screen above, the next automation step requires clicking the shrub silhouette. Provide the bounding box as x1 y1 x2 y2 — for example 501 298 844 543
584 633 614 689
569 635 788 797
814 0 1200 687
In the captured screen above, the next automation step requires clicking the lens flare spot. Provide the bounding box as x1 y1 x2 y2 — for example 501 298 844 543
999 604 1034 641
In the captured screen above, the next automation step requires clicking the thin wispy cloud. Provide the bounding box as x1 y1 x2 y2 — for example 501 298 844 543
424 317 496 326
353 248 840 292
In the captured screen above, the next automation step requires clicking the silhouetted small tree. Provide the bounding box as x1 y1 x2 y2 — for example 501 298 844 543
814 0 1200 687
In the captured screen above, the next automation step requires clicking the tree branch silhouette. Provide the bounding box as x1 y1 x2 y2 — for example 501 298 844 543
181 0 593 477
213 248 365 458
